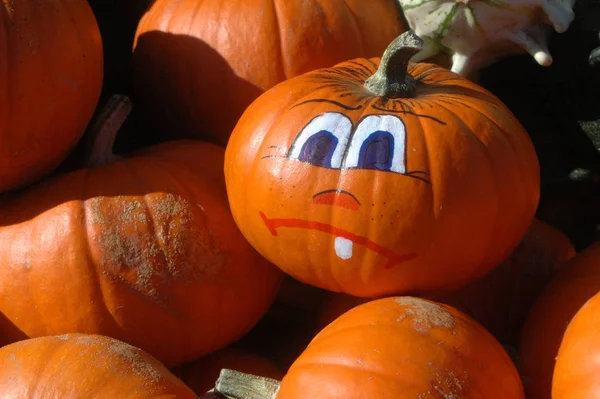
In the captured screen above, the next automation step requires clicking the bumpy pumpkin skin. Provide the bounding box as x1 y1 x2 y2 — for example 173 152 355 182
0 0 103 192
173 347 283 395
132 0 406 146
553 290 600 398
0 334 197 398
0 141 282 367
518 240 600 399
224 60 540 297
278 297 525 398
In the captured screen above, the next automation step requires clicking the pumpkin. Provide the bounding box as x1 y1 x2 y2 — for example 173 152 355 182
400 0 575 75
213 297 525 398
0 0 103 192
0 333 197 398
552 290 600 398
439 217 575 345
0 96 283 368
518 240 600 399
132 0 406 146
224 31 540 297
316 218 575 340
173 347 283 395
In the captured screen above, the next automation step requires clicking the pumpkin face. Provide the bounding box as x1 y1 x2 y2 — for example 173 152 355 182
225 35 540 297
277 297 525 398
553 289 600 398
0 0 103 192
0 141 282 367
132 0 406 145
518 240 600 399
0 334 197 398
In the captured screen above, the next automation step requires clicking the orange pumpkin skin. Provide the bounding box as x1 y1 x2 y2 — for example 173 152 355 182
0 141 282 367
518 240 600 399
173 347 283 395
0 0 103 192
278 297 525 398
224 60 540 298
132 0 406 146
438 218 575 345
553 291 600 398
0 334 197 398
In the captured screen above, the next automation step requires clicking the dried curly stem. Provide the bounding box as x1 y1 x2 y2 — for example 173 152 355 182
364 31 423 98
212 369 281 399
84 94 133 168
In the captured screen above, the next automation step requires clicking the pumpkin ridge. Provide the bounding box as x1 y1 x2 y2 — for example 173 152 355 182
271 0 289 80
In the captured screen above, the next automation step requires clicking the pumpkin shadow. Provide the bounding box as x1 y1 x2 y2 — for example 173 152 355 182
130 30 265 148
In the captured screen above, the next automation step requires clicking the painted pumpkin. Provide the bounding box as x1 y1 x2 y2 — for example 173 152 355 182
553 290 600 398
400 0 575 76
224 31 540 297
0 0 103 192
0 99 283 367
132 0 406 146
0 334 197 398
214 297 525 398
173 347 283 395
518 240 600 399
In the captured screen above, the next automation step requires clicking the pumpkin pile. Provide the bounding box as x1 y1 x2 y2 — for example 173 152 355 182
1 0 599 398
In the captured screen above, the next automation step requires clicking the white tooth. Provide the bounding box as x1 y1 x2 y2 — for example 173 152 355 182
334 237 353 260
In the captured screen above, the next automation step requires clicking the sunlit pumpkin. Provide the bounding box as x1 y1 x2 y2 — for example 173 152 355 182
132 0 406 145
0 0 103 192
553 289 600 398
0 97 282 367
213 297 525 398
224 31 540 297
518 240 600 399
0 333 197 398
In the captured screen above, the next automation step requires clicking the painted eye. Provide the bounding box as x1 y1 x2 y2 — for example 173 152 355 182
288 112 352 168
343 115 406 174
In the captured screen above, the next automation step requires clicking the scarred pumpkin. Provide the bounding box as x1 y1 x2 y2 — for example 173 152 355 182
224 31 540 297
0 333 197 398
518 240 600 399
213 297 525 398
0 0 103 192
132 0 406 145
0 96 283 367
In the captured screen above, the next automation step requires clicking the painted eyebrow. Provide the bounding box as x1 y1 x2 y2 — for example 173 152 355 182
290 98 363 111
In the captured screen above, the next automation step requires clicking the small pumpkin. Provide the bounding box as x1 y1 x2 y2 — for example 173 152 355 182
132 0 406 145
213 297 525 398
224 31 540 297
0 0 103 192
173 347 283 395
0 333 197 398
552 289 600 398
0 96 283 367
518 240 600 399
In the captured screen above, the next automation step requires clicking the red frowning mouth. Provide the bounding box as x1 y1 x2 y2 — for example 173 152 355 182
259 211 418 269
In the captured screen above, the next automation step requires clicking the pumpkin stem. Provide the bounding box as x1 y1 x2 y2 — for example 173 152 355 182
213 369 281 399
84 94 133 168
364 31 423 98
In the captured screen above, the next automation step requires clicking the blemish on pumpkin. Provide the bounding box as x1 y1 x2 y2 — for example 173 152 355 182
88 193 223 301
418 366 468 399
395 297 456 332
107 341 163 384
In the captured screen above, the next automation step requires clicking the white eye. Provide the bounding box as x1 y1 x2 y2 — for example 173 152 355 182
342 114 406 174
288 112 353 169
